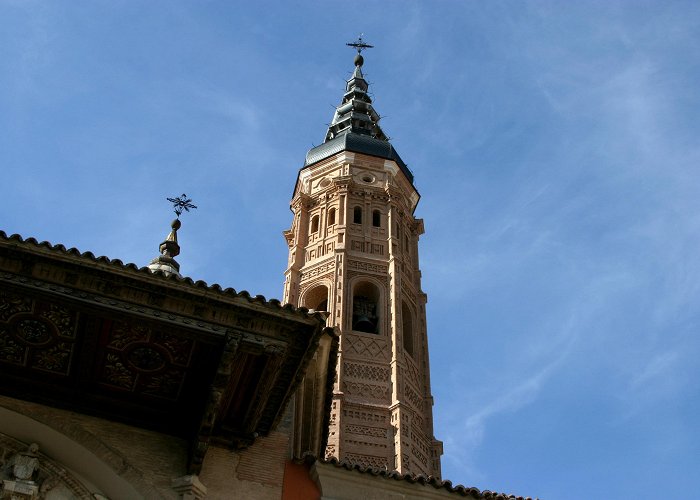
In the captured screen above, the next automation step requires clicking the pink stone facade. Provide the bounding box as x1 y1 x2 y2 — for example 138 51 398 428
283 151 443 477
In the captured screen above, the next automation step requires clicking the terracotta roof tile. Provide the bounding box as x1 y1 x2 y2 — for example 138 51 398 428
0 230 324 322
299 453 536 500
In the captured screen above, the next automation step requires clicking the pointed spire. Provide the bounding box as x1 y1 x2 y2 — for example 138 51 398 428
304 39 414 185
148 218 182 277
325 37 387 143
147 194 197 278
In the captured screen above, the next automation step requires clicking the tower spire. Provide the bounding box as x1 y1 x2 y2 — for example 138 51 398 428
325 36 387 143
147 194 197 278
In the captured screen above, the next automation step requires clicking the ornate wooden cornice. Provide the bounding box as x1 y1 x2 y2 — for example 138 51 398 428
0 231 331 474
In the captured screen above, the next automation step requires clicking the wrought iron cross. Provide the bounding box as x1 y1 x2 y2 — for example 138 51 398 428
166 194 197 218
346 34 374 53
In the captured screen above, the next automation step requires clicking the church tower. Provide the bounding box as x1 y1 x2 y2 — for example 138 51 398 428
283 44 442 477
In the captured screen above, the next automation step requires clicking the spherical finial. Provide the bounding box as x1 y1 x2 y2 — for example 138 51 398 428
354 53 364 67
171 219 182 231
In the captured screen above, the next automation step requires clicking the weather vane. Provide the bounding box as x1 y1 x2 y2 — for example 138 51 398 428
166 193 197 218
346 34 373 54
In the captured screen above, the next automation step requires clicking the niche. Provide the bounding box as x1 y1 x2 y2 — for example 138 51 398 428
402 301 414 357
310 215 320 234
372 210 381 228
353 206 363 224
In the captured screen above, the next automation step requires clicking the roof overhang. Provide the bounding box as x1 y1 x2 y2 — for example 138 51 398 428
0 231 333 473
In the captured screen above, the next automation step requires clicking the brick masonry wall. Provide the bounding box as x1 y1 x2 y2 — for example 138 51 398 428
0 395 186 499
200 430 290 500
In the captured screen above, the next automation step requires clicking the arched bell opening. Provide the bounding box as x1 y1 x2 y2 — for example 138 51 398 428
351 281 380 334
302 284 329 312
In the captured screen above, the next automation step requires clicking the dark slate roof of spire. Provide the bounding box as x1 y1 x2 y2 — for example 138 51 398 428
304 52 414 185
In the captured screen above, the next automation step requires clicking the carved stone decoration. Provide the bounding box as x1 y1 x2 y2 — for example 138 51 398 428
171 474 207 500
343 362 390 382
344 334 390 361
344 452 387 470
343 380 390 401
0 435 94 499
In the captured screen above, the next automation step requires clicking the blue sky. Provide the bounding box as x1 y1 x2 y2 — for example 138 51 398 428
2 1 699 498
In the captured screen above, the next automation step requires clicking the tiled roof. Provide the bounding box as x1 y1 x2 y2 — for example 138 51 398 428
301 454 536 500
305 133 414 184
0 230 324 322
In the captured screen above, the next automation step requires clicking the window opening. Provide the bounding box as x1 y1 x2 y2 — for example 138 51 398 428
353 206 362 224
372 210 381 227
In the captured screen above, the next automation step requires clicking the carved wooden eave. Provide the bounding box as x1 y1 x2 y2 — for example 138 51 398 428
0 231 332 473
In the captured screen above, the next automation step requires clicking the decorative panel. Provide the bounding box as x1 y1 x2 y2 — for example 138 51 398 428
0 290 78 376
96 319 195 400
343 333 390 361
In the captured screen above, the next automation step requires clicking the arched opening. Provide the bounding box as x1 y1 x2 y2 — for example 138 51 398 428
310 215 320 234
328 208 336 226
302 284 329 312
353 206 362 224
352 281 380 334
372 210 381 227
402 301 414 357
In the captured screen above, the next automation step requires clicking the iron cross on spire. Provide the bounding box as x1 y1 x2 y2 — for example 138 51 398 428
166 193 197 218
346 34 374 53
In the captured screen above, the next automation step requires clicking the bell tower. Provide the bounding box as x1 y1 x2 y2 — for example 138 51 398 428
283 43 442 477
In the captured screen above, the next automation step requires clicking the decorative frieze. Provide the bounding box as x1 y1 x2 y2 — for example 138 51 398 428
344 452 388 470
347 260 388 275
342 408 387 425
299 259 335 283
403 383 422 411
343 333 390 361
344 361 390 382
402 356 421 386
349 241 384 256
343 380 390 401
345 424 387 438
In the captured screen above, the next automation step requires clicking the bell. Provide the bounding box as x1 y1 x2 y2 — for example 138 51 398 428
353 315 375 333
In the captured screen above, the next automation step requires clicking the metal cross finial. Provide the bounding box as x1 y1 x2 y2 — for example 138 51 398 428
346 34 374 54
166 193 197 218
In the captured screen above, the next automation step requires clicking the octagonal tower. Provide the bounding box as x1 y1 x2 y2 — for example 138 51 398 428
283 50 442 477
